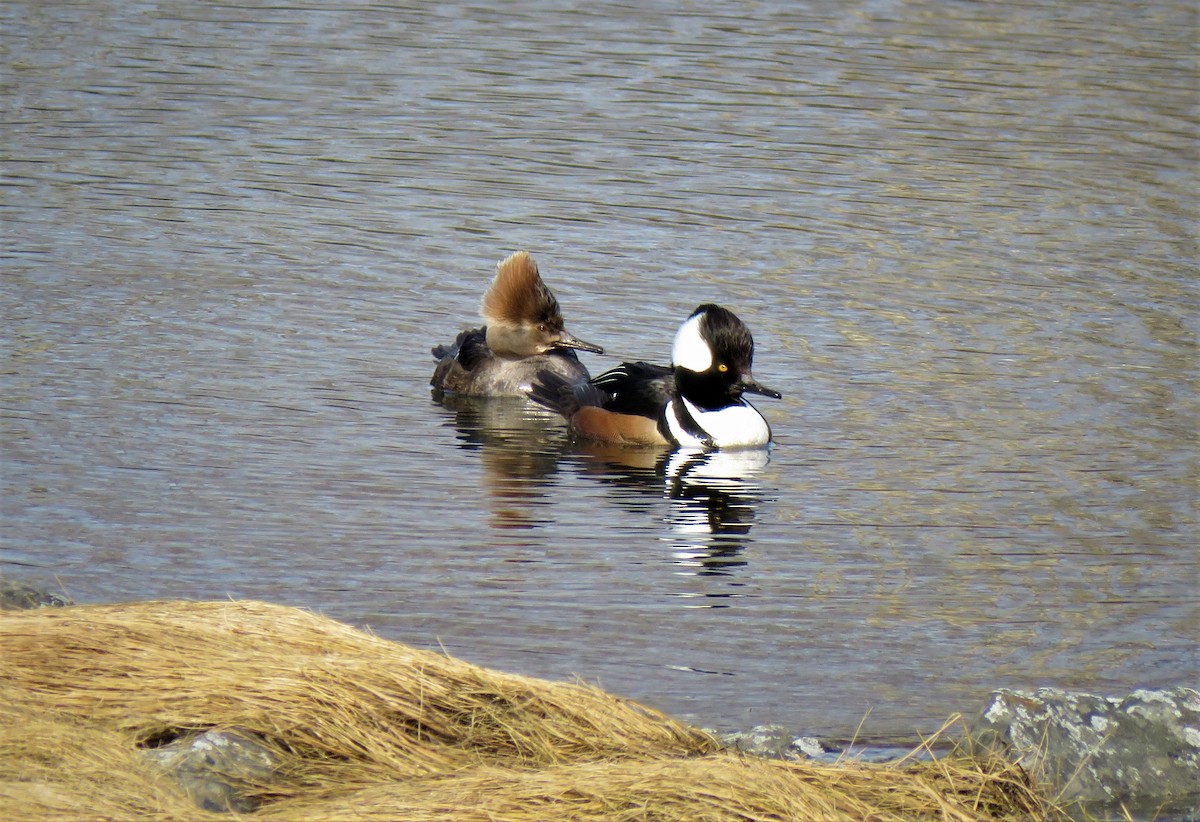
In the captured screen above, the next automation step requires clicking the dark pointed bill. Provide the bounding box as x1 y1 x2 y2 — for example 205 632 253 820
555 331 604 355
741 376 781 399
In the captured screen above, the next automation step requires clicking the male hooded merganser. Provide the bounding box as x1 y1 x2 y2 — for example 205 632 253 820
529 304 780 449
431 251 603 397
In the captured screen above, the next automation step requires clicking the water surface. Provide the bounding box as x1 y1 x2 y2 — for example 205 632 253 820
2 0 1196 740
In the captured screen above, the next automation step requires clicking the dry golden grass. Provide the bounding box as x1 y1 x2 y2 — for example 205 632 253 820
0 700 203 821
0 600 1056 820
252 751 1049 822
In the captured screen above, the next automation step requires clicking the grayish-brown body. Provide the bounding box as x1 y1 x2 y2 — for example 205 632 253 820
431 252 602 397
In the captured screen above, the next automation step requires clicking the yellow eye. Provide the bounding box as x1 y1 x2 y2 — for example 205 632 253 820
717 363 728 373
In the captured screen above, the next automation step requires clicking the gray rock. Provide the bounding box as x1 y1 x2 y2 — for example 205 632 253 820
717 724 800 759
713 725 917 764
970 687 1200 808
0 578 74 610
142 729 279 813
791 735 840 760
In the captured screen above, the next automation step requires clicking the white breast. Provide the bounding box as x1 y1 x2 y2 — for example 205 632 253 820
666 398 772 449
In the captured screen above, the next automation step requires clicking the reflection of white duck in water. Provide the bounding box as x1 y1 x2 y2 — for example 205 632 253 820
663 448 771 577
530 304 780 449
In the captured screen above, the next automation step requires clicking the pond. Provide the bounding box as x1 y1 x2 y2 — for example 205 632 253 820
2 0 1195 742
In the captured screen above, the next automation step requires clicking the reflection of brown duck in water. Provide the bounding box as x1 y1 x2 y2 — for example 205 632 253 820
431 252 602 398
431 392 568 530
530 304 779 448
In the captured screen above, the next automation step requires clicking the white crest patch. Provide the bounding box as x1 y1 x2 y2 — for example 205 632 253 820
671 313 712 372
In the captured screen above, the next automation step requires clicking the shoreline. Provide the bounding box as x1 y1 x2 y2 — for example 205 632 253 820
3 577 1196 820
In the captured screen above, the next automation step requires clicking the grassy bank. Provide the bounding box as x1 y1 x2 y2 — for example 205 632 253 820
0 600 1057 820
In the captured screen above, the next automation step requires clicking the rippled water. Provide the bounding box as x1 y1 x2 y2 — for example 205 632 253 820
2 0 1196 741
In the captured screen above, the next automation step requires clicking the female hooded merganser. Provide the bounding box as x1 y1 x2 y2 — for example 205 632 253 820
529 304 780 449
431 251 603 397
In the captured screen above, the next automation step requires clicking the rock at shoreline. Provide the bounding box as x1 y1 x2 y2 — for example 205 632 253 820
969 687 1200 809
0 578 74 610
141 729 280 813
718 725 819 760
714 724 917 765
